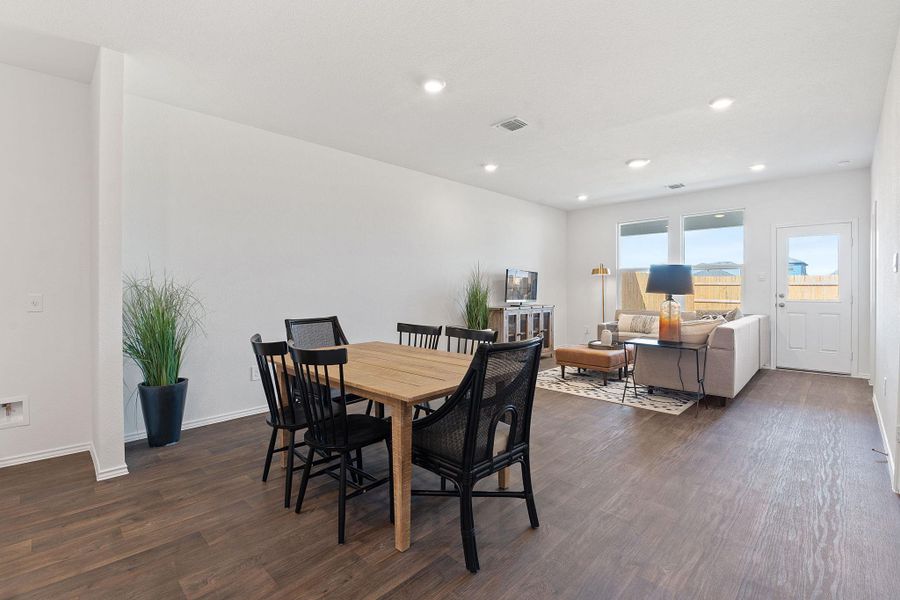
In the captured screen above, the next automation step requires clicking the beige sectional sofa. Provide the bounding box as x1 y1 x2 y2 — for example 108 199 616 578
599 309 770 400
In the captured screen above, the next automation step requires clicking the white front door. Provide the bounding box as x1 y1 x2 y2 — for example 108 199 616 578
775 223 852 374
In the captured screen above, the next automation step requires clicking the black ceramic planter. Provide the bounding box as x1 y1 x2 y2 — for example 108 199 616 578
138 378 188 447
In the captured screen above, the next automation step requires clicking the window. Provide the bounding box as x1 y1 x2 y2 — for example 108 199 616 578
618 219 668 311
786 234 840 300
683 210 744 310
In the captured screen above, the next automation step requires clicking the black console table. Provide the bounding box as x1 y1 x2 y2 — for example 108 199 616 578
620 337 709 417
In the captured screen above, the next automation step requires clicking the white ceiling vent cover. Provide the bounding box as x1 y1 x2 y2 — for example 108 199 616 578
493 117 529 132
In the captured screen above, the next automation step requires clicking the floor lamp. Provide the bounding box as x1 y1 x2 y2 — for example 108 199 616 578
591 265 610 323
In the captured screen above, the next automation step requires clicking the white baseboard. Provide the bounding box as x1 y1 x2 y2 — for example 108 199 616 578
87 443 130 481
871 392 898 493
124 404 268 443
0 442 93 470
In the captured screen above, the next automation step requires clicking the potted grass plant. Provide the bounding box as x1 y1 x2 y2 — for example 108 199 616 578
462 263 491 330
123 271 204 447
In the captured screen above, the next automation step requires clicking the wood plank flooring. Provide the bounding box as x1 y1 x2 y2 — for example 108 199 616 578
1 368 898 599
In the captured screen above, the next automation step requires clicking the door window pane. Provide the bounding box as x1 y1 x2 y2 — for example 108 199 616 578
787 235 840 301
683 210 744 311
618 219 668 311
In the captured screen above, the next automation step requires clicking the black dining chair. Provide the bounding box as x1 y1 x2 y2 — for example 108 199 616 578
397 322 442 350
288 341 393 544
285 316 373 412
445 325 499 354
413 326 499 420
410 337 543 573
251 334 340 508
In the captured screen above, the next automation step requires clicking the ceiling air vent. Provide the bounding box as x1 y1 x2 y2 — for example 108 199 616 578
493 117 529 132
667 183 685 190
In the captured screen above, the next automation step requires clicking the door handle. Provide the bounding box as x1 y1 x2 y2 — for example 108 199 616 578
778 302 785 308
778 293 785 298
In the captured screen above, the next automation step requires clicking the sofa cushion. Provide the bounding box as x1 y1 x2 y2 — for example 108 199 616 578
680 316 725 344
724 307 744 321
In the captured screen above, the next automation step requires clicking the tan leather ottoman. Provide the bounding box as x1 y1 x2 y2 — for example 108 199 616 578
555 345 628 385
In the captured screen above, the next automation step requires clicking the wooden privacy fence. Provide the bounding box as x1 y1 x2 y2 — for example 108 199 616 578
620 271 839 311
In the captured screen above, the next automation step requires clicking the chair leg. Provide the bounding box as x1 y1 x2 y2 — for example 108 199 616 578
262 428 277 482
284 431 296 508
440 477 447 491
365 400 374 416
385 439 394 524
294 447 316 513
459 484 480 573
354 448 364 485
413 405 421 419
521 456 540 529
338 453 348 544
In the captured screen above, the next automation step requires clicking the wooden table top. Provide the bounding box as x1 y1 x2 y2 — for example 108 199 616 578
282 341 473 404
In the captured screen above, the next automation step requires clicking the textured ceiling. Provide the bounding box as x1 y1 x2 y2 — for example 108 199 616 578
0 1 898 209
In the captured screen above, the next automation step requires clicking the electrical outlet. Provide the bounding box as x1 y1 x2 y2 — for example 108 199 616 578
250 365 260 381
27 293 43 312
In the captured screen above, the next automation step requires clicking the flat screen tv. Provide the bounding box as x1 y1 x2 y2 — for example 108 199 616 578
505 269 538 303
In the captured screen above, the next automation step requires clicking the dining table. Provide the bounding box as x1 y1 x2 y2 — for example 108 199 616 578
272 340 509 551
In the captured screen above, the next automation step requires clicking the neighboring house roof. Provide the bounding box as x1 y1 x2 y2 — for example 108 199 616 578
788 257 808 266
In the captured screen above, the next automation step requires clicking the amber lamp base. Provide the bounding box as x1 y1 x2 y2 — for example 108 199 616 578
659 295 681 343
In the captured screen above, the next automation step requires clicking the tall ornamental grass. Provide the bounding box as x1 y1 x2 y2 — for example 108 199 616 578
123 272 204 387
462 263 491 330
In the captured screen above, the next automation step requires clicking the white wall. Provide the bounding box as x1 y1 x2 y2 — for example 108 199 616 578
0 62 95 466
566 169 872 374
121 96 568 439
870 25 900 491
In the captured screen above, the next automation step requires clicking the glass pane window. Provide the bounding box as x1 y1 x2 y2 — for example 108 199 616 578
618 219 668 311
683 210 744 311
787 235 840 301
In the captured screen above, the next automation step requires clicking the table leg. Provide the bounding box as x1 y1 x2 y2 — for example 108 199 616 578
275 363 291 468
498 467 510 489
390 402 413 551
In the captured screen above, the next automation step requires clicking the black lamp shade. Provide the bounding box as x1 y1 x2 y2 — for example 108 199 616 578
646 264 694 295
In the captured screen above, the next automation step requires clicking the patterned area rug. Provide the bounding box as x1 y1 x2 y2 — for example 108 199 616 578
536 367 696 415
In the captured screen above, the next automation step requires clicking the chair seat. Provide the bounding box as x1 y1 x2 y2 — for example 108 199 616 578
271 399 345 430
304 414 390 450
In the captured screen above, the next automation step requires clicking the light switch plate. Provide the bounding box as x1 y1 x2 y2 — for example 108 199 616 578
250 365 260 381
27 293 43 312
757 272 768 282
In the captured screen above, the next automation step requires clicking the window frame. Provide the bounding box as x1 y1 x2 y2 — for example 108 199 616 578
616 216 670 311
680 208 746 311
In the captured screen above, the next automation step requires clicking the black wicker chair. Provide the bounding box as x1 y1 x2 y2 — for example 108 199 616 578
397 322 442 350
411 337 542 572
413 326 499 420
288 342 393 544
251 334 339 508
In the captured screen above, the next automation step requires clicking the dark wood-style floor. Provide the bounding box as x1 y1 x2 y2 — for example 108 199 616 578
2 368 898 599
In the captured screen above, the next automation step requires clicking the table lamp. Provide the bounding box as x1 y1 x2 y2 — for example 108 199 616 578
646 264 694 343
591 265 610 323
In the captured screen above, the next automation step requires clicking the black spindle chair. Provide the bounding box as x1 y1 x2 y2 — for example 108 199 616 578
285 316 373 413
289 342 394 544
413 326 498 419
397 322 442 350
251 334 340 508
446 325 499 354
411 337 543 573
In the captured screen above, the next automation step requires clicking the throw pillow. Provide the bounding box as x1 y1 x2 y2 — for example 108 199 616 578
681 316 726 344
724 307 744 321
619 313 659 335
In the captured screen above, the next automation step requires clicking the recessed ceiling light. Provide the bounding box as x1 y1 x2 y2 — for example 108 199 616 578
577 194 588 201
423 79 446 94
709 97 735 111
837 160 852 167
626 158 651 169
714 213 725 218
483 163 498 173
749 163 766 172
